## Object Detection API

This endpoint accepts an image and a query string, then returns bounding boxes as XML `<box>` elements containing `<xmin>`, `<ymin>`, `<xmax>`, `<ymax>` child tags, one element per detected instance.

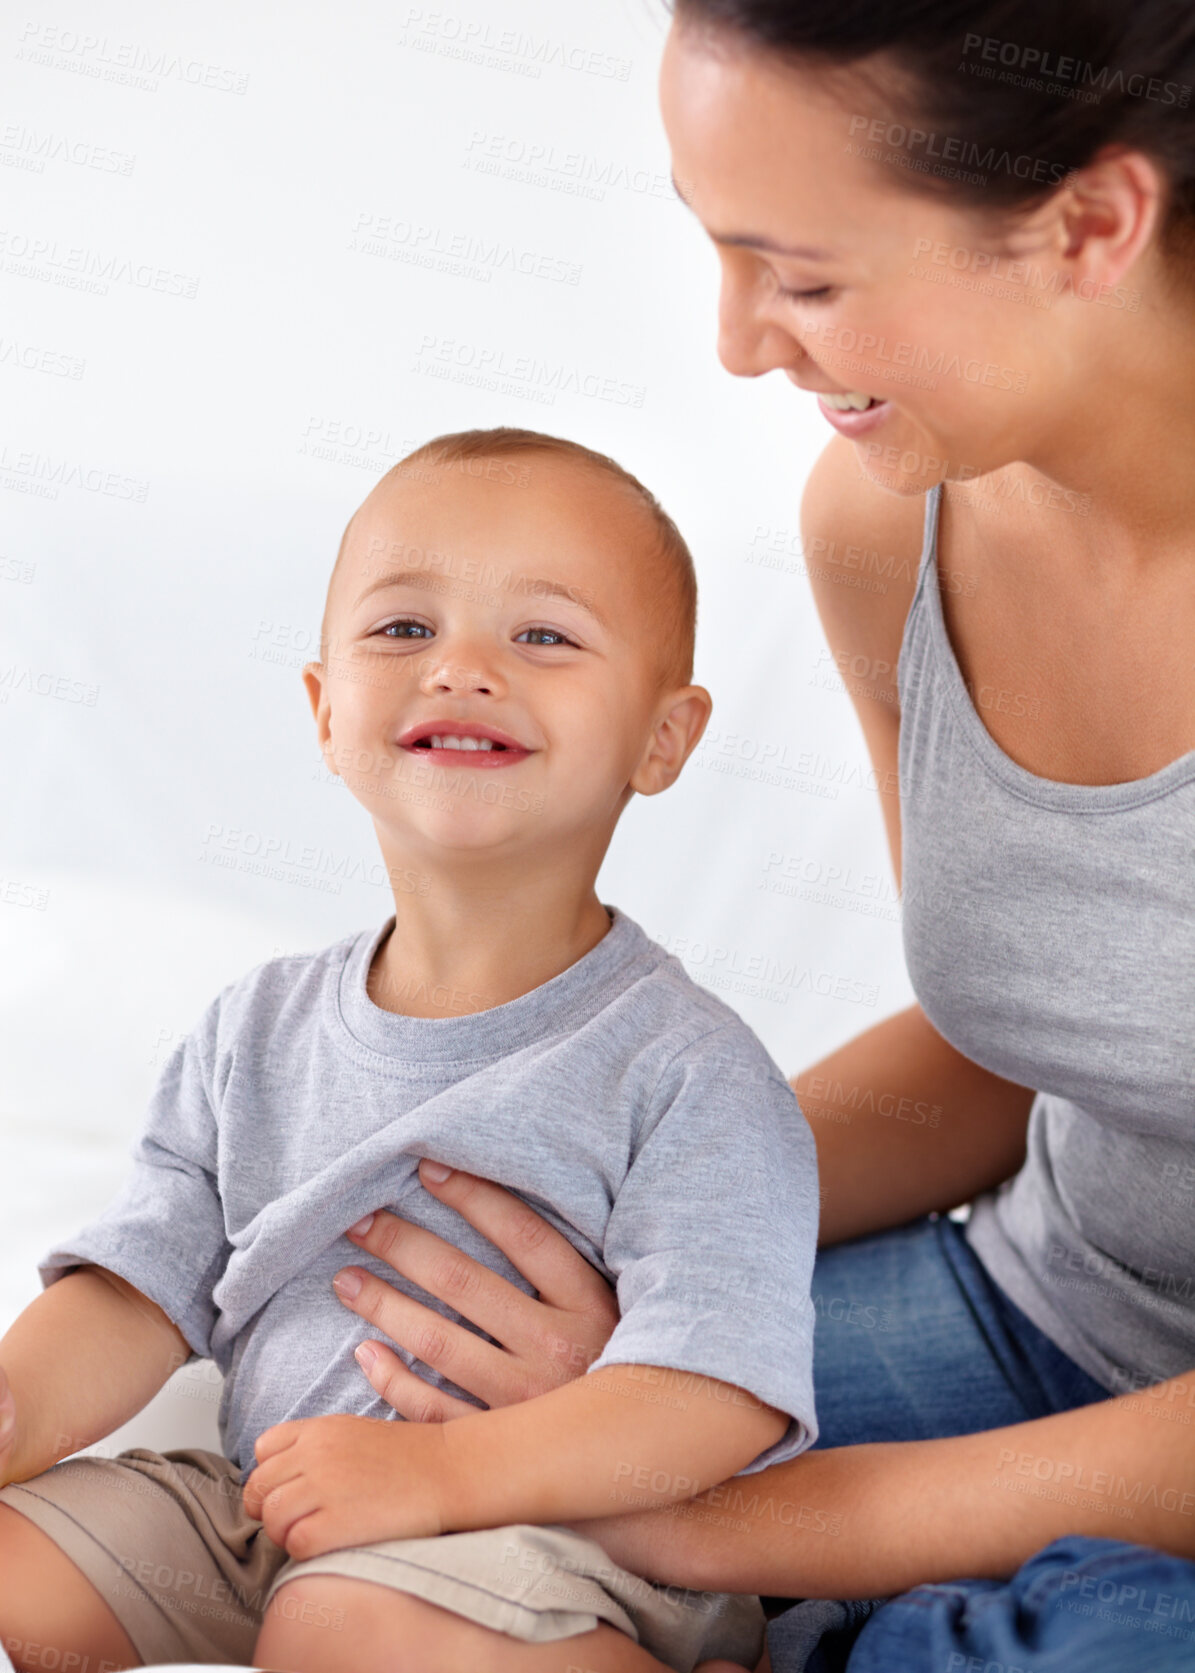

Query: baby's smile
<box><xmin>396</xmin><ymin>718</ymin><xmax>534</xmax><ymax>768</ymax></box>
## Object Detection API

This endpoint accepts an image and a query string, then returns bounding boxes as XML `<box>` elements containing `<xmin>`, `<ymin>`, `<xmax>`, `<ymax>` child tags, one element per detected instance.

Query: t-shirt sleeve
<box><xmin>37</xmin><ymin>991</ymin><xmax>232</xmax><ymax>1361</ymax></box>
<box><xmin>589</xmin><ymin>1020</ymin><xmax>819</xmax><ymax>1475</ymax></box>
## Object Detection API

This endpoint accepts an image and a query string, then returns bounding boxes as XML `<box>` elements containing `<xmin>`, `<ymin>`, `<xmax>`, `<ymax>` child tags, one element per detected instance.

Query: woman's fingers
<box><xmin>416</xmin><ymin>1161</ymin><xmax>617</xmax><ymax>1319</ymax></box>
<box><xmin>344</xmin><ymin>1206</ymin><xmax>547</xmax><ymax>1356</ymax></box>
<box><xmin>355</xmin><ymin>1341</ymin><xmax>480</xmax><ymax>1423</ymax></box>
<box><xmin>334</xmin><ymin>1255</ymin><xmax>535</xmax><ymax>1407</ymax></box>
<box><xmin>336</xmin><ymin>1166</ymin><xmax>621</xmax><ymax>1406</ymax></box>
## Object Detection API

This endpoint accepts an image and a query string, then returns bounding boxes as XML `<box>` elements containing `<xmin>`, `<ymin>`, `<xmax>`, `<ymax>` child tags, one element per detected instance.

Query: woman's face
<box><xmin>658</xmin><ymin>22</ymin><xmax>1129</xmax><ymax>495</ymax></box>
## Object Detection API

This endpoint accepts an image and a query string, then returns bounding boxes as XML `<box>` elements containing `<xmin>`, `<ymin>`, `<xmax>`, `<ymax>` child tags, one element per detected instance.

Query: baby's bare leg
<box><xmin>253</xmin><ymin>1574</ymin><xmax>677</xmax><ymax>1672</ymax></box>
<box><xmin>0</xmin><ymin>1503</ymin><xmax>141</xmax><ymax>1672</ymax></box>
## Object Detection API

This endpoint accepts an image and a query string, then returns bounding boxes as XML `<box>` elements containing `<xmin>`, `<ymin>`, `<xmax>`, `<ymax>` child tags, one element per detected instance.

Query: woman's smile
<box><xmin>814</xmin><ymin>394</ymin><xmax>893</xmax><ymax>437</ymax></box>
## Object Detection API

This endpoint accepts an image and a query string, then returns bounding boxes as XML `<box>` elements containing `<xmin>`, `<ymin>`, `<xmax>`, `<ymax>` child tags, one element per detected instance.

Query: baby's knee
<box><xmin>253</xmin><ymin>1575</ymin><xmax>435</xmax><ymax>1671</ymax></box>
<box><xmin>0</xmin><ymin>1502</ymin><xmax>139</xmax><ymax>1671</ymax></box>
<box><xmin>253</xmin><ymin>1575</ymin><xmax>355</xmax><ymax>1665</ymax></box>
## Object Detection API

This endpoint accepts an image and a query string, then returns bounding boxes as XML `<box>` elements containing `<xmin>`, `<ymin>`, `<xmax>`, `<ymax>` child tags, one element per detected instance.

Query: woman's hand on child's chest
<box><xmin>334</xmin><ymin>1162</ymin><xmax>619</xmax><ymax>1413</ymax></box>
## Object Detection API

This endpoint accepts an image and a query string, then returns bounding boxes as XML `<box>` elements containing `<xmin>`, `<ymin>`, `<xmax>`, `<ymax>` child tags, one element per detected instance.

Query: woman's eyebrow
<box><xmin>670</xmin><ymin>170</ymin><xmax>836</xmax><ymax>260</ymax></box>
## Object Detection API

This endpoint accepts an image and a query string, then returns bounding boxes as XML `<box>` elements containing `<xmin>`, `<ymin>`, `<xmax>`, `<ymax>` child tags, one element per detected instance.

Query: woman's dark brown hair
<box><xmin>671</xmin><ymin>1</ymin><xmax>1195</xmax><ymax>267</ymax></box>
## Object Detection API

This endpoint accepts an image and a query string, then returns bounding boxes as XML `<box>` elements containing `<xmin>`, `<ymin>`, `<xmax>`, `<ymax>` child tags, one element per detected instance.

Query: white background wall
<box><xmin>0</xmin><ymin>0</ymin><xmax>912</xmax><ymax>1448</ymax></box>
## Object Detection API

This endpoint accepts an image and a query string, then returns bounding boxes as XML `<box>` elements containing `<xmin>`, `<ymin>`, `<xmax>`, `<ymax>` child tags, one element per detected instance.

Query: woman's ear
<box><xmin>1053</xmin><ymin>146</ymin><xmax>1167</xmax><ymax>295</ymax></box>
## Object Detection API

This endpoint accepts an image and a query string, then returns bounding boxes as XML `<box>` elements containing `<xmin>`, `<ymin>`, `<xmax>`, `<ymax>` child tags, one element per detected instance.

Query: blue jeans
<box><xmin>767</xmin><ymin>1214</ymin><xmax>1195</xmax><ymax>1672</ymax></box>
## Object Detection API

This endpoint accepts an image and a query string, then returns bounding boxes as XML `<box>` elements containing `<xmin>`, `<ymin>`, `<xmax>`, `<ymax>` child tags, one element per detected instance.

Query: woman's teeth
<box><xmin>426</xmin><ymin>734</ymin><xmax>497</xmax><ymax>751</ymax></box>
<box><xmin>820</xmin><ymin>391</ymin><xmax>877</xmax><ymax>411</ymax></box>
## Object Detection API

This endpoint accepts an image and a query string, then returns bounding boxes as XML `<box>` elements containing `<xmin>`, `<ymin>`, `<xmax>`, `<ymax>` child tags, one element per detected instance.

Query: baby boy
<box><xmin>0</xmin><ymin>428</ymin><xmax>818</xmax><ymax>1673</ymax></box>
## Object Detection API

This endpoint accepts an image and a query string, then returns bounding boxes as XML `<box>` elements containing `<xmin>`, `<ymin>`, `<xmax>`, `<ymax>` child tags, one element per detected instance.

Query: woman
<box><xmin>332</xmin><ymin>2</ymin><xmax>1195</xmax><ymax>1667</ymax></box>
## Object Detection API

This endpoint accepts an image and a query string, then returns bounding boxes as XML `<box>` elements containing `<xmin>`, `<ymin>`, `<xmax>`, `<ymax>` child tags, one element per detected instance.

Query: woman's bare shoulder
<box><xmin>798</xmin><ymin>436</ymin><xmax>928</xmax><ymax>704</ymax></box>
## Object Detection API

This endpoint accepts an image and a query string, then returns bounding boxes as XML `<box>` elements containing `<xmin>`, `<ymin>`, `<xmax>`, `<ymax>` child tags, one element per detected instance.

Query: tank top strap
<box><xmin>895</xmin><ymin>482</ymin><xmax>942</xmax><ymax>705</ymax></box>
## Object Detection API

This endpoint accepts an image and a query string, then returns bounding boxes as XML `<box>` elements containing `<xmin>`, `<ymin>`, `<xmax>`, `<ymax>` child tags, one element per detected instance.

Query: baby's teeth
<box><xmin>429</xmin><ymin>735</ymin><xmax>495</xmax><ymax>750</ymax></box>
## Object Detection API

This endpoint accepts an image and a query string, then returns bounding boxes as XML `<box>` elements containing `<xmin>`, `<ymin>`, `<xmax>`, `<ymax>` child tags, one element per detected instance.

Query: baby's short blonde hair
<box><xmin>320</xmin><ymin>427</ymin><xmax>698</xmax><ymax>694</ymax></box>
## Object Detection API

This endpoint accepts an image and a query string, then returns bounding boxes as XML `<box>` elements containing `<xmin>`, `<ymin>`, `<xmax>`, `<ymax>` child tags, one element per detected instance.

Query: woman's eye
<box><xmin>375</xmin><ymin>618</ymin><xmax>433</xmax><ymax>640</ymax></box>
<box><xmin>776</xmin><ymin>283</ymin><xmax>835</xmax><ymax>303</ymax></box>
<box><xmin>517</xmin><ymin>626</ymin><xmax>576</xmax><ymax>647</ymax></box>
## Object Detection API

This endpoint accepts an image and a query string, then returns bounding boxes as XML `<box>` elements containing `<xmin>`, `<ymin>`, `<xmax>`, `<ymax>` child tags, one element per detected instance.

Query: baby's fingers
<box><xmin>355</xmin><ymin>1341</ymin><xmax>478</xmax><ymax>1423</ymax></box>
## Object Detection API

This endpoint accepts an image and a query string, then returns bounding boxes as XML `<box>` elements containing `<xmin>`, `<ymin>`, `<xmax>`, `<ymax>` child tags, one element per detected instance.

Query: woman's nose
<box><xmin>716</xmin><ymin>262</ymin><xmax>806</xmax><ymax>380</ymax></box>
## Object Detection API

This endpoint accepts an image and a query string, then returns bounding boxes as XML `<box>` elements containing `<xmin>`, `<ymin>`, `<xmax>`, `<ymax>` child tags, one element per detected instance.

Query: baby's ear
<box><xmin>302</xmin><ymin>662</ymin><xmax>326</xmax><ymax>722</ymax></box>
<box><xmin>631</xmin><ymin>685</ymin><xmax>713</xmax><ymax>796</ymax></box>
<box><xmin>301</xmin><ymin>663</ymin><xmax>337</xmax><ymax>772</ymax></box>
<box><xmin>301</xmin><ymin>662</ymin><xmax>324</xmax><ymax>722</ymax></box>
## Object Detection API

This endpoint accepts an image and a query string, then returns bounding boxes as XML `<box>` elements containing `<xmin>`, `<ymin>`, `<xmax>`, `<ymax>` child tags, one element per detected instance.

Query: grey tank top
<box><xmin>898</xmin><ymin>482</ymin><xmax>1195</xmax><ymax>1394</ymax></box>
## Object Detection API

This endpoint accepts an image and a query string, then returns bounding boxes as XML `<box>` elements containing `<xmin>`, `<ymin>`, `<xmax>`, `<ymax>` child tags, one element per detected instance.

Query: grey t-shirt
<box><xmin>40</xmin><ymin>905</ymin><xmax>819</xmax><ymax>1485</ymax></box>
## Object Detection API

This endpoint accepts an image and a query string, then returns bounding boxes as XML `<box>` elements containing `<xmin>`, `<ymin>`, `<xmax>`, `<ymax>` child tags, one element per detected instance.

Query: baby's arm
<box><xmin>244</xmin><ymin>1360</ymin><xmax>790</xmax><ymax>1554</ymax></box>
<box><xmin>0</xmin><ymin>1264</ymin><xmax>190</xmax><ymax>1486</ymax></box>
<box><xmin>436</xmin><ymin>1360</ymin><xmax>787</xmax><ymax>1528</ymax></box>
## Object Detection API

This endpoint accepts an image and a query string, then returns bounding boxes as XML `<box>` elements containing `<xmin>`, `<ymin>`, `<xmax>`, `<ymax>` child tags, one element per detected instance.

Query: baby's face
<box><xmin>304</xmin><ymin>454</ymin><xmax>707</xmax><ymax>864</ymax></box>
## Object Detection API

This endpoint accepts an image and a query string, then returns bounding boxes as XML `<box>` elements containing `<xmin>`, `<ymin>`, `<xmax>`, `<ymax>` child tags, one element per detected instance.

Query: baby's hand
<box><xmin>242</xmin><ymin>1413</ymin><xmax>451</xmax><ymax>1560</ymax></box>
<box><xmin>0</xmin><ymin>1364</ymin><xmax>18</xmax><ymax>1488</ymax></box>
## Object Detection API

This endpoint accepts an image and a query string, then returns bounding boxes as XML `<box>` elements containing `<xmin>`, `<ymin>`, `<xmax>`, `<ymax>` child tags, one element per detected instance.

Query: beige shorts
<box><xmin>0</xmin><ymin>1447</ymin><xmax>765</xmax><ymax>1670</ymax></box>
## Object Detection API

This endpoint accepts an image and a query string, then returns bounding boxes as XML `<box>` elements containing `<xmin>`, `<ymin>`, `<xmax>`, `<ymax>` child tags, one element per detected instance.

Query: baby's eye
<box><xmin>517</xmin><ymin>626</ymin><xmax>576</xmax><ymax>647</ymax></box>
<box><xmin>376</xmin><ymin>618</ymin><xmax>433</xmax><ymax>640</ymax></box>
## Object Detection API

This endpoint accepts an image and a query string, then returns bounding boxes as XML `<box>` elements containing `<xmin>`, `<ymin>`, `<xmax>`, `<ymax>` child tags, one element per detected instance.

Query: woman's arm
<box><xmin>568</xmin><ymin>1370</ymin><xmax>1195</xmax><ymax>1597</ymax></box>
<box><xmin>334</xmin><ymin>1174</ymin><xmax>1195</xmax><ymax>1589</ymax></box>
<box><xmin>797</xmin><ymin>1004</ymin><xmax>1033</xmax><ymax>1245</ymax></box>
<box><xmin>798</xmin><ymin>438</ymin><xmax>1033</xmax><ymax>1245</ymax></box>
